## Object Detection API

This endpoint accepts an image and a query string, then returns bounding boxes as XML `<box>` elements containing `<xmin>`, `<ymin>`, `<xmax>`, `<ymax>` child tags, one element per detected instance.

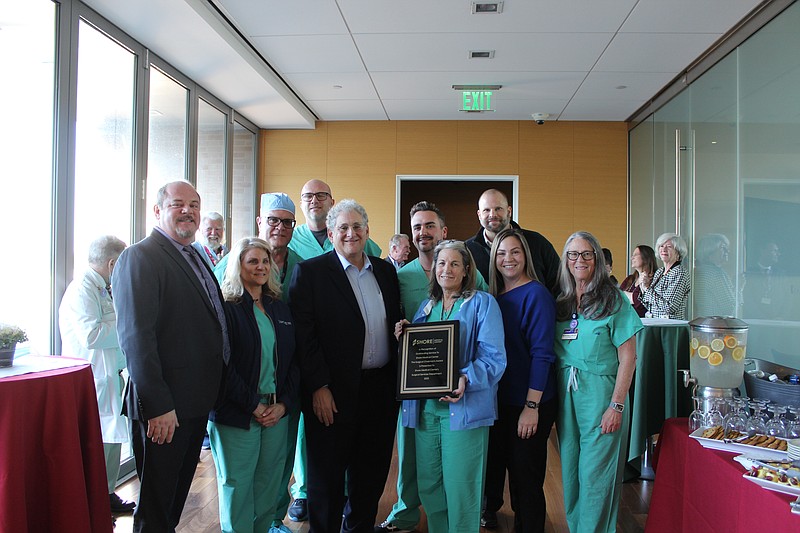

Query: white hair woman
<box><xmin>639</xmin><ymin>233</ymin><xmax>691</xmax><ymax>319</ymax></box>
<box><xmin>554</xmin><ymin>231</ymin><xmax>643</xmax><ymax>533</ymax></box>
<box><xmin>208</xmin><ymin>237</ymin><xmax>299</xmax><ymax>533</ymax></box>
<box><xmin>397</xmin><ymin>239</ymin><xmax>506</xmax><ymax>533</ymax></box>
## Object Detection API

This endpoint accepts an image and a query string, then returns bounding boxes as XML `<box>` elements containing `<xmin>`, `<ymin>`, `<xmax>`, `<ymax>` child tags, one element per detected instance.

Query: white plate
<box><xmin>742</xmin><ymin>472</ymin><xmax>800</xmax><ymax>497</ymax></box>
<box><xmin>689</xmin><ymin>427</ymin><xmax>789</xmax><ymax>461</ymax></box>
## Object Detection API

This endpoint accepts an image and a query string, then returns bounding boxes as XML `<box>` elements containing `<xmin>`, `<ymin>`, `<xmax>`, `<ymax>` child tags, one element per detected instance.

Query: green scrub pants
<box><xmin>415</xmin><ymin>400</ymin><xmax>489</xmax><ymax>533</ymax></box>
<box><xmin>208</xmin><ymin>417</ymin><xmax>289</xmax><ymax>533</ymax></box>
<box><xmin>556</xmin><ymin>367</ymin><xmax>628</xmax><ymax>533</ymax></box>
<box><xmin>382</xmin><ymin>413</ymin><xmax>421</xmax><ymax>529</ymax></box>
<box><xmin>290</xmin><ymin>413</ymin><xmax>307</xmax><ymax>499</ymax></box>
<box><xmin>274</xmin><ymin>405</ymin><xmax>301</xmax><ymax>523</ymax></box>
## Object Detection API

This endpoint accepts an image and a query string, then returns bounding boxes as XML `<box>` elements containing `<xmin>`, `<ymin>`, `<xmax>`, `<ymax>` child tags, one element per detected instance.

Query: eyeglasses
<box><xmin>300</xmin><ymin>192</ymin><xmax>332</xmax><ymax>202</ymax></box>
<box><xmin>266</xmin><ymin>216</ymin><xmax>296</xmax><ymax>228</ymax></box>
<box><xmin>336</xmin><ymin>223</ymin><xmax>365</xmax><ymax>234</ymax></box>
<box><xmin>566</xmin><ymin>250</ymin><xmax>596</xmax><ymax>261</ymax></box>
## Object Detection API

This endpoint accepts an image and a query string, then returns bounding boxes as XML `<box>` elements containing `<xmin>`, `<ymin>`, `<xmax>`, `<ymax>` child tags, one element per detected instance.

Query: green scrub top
<box><xmin>397</xmin><ymin>259</ymin><xmax>488</xmax><ymax>322</ymax></box>
<box><xmin>289</xmin><ymin>224</ymin><xmax>382</xmax><ymax>260</ymax></box>
<box><xmin>554</xmin><ymin>297</ymin><xmax>643</xmax><ymax>376</ymax></box>
<box><xmin>254</xmin><ymin>305</ymin><xmax>277</xmax><ymax>394</ymax></box>
<box><xmin>425</xmin><ymin>298</ymin><xmax>464</xmax><ymax>323</ymax></box>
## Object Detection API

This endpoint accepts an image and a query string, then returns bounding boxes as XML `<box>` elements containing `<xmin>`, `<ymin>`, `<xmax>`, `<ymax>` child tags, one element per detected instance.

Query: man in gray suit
<box><xmin>113</xmin><ymin>180</ymin><xmax>228</xmax><ymax>532</ymax></box>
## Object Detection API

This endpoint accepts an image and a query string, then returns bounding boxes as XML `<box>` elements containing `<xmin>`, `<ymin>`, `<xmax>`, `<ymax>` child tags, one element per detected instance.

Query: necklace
<box><xmin>441</xmin><ymin>296</ymin><xmax>460</xmax><ymax>320</ymax></box>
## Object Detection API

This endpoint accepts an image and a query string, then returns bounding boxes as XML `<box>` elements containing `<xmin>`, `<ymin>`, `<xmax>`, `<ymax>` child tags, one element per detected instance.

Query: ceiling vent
<box><xmin>472</xmin><ymin>2</ymin><xmax>503</xmax><ymax>14</ymax></box>
<box><xmin>469</xmin><ymin>50</ymin><xmax>495</xmax><ymax>59</ymax></box>
<box><xmin>452</xmin><ymin>85</ymin><xmax>502</xmax><ymax>91</ymax></box>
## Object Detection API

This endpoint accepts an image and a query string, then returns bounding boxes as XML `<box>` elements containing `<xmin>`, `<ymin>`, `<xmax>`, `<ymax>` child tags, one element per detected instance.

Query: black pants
<box><xmin>130</xmin><ymin>416</ymin><xmax>207</xmax><ymax>533</ymax></box>
<box><xmin>303</xmin><ymin>366</ymin><xmax>400</xmax><ymax>533</ymax></box>
<box><xmin>484</xmin><ymin>399</ymin><xmax>557</xmax><ymax>533</ymax></box>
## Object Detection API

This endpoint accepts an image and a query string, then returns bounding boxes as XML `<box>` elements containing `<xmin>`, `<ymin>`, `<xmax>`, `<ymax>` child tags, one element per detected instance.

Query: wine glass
<box><xmin>787</xmin><ymin>406</ymin><xmax>800</xmax><ymax>439</ymax></box>
<box><xmin>754</xmin><ymin>398</ymin><xmax>771</xmax><ymax>426</ymax></box>
<box><xmin>689</xmin><ymin>395</ymin><xmax>706</xmax><ymax>431</ymax></box>
<box><xmin>705</xmin><ymin>398</ymin><xmax>724</xmax><ymax>428</ymax></box>
<box><xmin>746</xmin><ymin>400</ymin><xmax>767</xmax><ymax>436</ymax></box>
<box><xmin>723</xmin><ymin>398</ymin><xmax>748</xmax><ymax>438</ymax></box>
<box><xmin>766</xmin><ymin>405</ymin><xmax>788</xmax><ymax>438</ymax></box>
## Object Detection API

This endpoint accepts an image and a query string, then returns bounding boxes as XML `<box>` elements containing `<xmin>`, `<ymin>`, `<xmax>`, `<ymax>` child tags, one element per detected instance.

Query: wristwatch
<box><xmin>609</xmin><ymin>401</ymin><xmax>624</xmax><ymax>413</ymax></box>
<box><xmin>525</xmin><ymin>400</ymin><xmax>539</xmax><ymax>410</ymax></box>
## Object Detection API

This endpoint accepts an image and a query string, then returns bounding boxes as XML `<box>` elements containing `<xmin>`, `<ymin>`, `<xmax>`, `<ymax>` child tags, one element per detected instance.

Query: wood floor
<box><xmin>114</xmin><ymin>431</ymin><xmax>652</xmax><ymax>532</ymax></box>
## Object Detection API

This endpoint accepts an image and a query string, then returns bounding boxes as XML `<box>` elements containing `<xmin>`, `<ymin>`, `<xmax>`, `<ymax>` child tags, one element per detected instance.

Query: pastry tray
<box><xmin>689</xmin><ymin>427</ymin><xmax>789</xmax><ymax>461</ymax></box>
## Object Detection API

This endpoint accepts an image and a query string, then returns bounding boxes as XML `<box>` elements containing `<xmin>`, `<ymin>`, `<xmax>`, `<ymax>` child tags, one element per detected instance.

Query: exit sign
<box><xmin>462</xmin><ymin>91</ymin><xmax>494</xmax><ymax>111</ymax></box>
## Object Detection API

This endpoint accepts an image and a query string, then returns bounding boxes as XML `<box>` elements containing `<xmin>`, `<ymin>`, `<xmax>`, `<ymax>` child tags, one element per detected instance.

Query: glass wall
<box><xmin>629</xmin><ymin>1</ymin><xmax>800</xmax><ymax>368</ymax></box>
<box><xmin>74</xmin><ymin>20</ymin><xmax>135</xmax><ymax>269</ymax></box>
<box><xmin>0</xmin><ymin>0</ymin><xmax>56</xmax><ymax>355</ymax></box>
<box><xmin>196</xmin><ymin>98</ymin><xmax>227</xmax><ymax>218</ymax></box>
<box><xmin>231</xmin><ymin>122</ymin><xmax>257</xmax><ymax>243</ymax></box>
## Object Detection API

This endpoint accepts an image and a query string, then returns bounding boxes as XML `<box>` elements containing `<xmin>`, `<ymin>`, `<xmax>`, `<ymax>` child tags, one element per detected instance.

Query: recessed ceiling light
<box><xmin>711</xmin><ymin>141</ymin><xmax>718</xmax><ymax>144</ymax></box>
<box><xmin>333</xmin><ymin>85</ymin><xmax>343</xmax><ymax>89</ymax></box>
<box><xmin>469</xmin><ymin>50</ymin><xmax>495</xmax><ymax>59</ymax></box>
<box><xmin>616</xmin><ymin>85</ymin><xmax>628</xmax><ymax>90</ymax></box>
<box><xmin>472</xmin><ymin>2</ymin><xmax>503</xmax><ymax>14</ymax></box>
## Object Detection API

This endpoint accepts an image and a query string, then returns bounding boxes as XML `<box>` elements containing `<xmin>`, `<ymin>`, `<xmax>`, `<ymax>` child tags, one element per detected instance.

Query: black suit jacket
<box><xmin>113</xmin><ymin>229</ymin><xmax>225</xmax><ymax>421</ymax></box>
<box><xmin>288</xmin><ymin>251</ymin><xmax>402</xmax><ymax>423</ymax></box>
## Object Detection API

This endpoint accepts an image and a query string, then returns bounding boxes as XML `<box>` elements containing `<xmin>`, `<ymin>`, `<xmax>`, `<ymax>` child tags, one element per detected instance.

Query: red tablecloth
<box><xmin>647</xmin><ymin>417</ymin><xmax>799</xmax><ymax>532</ymax></box>
<box><xmin>0</xmin><ymin>363</ymin><xmax>113</xmax><ymax>533</ymax></box>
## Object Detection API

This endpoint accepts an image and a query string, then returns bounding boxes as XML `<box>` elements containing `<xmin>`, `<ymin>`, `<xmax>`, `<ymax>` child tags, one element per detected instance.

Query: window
<box><xmin>231</xmin><ymin>121</ymin><xmax>257</xmax><ymax>243</ymax></box>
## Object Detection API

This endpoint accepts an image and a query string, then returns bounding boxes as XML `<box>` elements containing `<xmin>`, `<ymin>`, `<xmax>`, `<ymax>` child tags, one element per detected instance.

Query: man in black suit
<box><xmin>113</xmin><ymin>181</ymin><xmax>228</xmax><ymax>532</ymax></box>
<box><xmin>289</xmin><ymin>199</ymin><xmax>402</xmax><ymax>533</ymax></box>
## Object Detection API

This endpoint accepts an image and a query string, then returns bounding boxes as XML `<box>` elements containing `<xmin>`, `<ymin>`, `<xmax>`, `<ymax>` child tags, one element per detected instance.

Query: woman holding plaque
<box><xmin>554</xmin><ymin>231</ymin><xmax>642</xmax><ymax>533</ymax></box>
<box><xmin>483</xmin><ymin>228</ymin><xmax>556</xmax><ymax>533</ymax></box>
<box><xmin>397</xmin><ymin>239</ymin><xmax>506</xmax><ymax>533</ymax></box>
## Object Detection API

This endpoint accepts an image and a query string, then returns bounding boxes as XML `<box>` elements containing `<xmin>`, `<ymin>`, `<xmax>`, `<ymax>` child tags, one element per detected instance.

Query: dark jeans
<box><xmin>484</xmin><ymin>399</ymin><xmax>557</xmax><ymax>533</ymax></box>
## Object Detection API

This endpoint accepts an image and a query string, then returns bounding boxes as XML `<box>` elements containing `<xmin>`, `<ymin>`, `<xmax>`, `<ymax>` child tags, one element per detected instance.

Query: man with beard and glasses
<box><xmin>113</xmin><ymin>181</ymin><xmax>228</xmax><ymax>532</ymax></box>
<box><xmin>466</xmin><ymin>189</ymin><xmax>560</xmax><ymax>296</ymax></box>
<box><xmin>193</xmin><ymin>211</ymin><xmax>227</xmax><ymax>267</ymax></box>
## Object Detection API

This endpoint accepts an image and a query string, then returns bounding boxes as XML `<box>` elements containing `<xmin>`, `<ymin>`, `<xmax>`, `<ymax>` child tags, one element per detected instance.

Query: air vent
<box><xmin>472</xmin><ymin>2</ymin><xmax>503</xmax><ymax>14</ymax></box>
<box><xmin>452</xmin><ymin>85</ymin><xmax>502</xmax><ymax>91</ymax></box>
<box><xmin>469</xmin><ymin>50</ymin><xmax>495</xmax><ymax>59</ymax></box>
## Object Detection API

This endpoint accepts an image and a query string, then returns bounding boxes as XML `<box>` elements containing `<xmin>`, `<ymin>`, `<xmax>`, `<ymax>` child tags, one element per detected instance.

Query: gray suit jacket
<box><xmin>113</xmin><ymin>229</ymin><xmax>225</xmax><ymax>421</ymax></box>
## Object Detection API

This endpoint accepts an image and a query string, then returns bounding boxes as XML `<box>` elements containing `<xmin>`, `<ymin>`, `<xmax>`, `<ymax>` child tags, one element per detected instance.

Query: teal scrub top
<box><xmin>289</xmin><ymin>224</ymin><xmax>382</xmax><ymax>260</ymax></box>
<box><xmin>254</xmin><ymin>305</ymin><xmax>277</xmax><ymax>394</ymax></box>
<box><xmin>397</xmin><ymin>259</ymin><xmax>489</xmax><ymax>322</ymax></box>
<box><xmin>554</xmin><ymin>296</ymin><xmax>643</xmax><ymax>376</ymax></box>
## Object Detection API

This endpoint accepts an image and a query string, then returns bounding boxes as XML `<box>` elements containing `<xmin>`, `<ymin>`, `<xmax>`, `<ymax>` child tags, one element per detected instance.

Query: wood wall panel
<box><xmin>519</xmin><ymin>121</ymin><xmax>575</xmax><ymax>250</ymax></box>
<box><xmin>573</xmin><ymin>122</ymin><xmax>629</xmax><ymax>270</ymax></box>
<box><xmin>457</xmin><ymin>122</ymin><xmax>519</xmax><ymax>175</ymax></box>
<box><xmin>397</xmin><ymin>121</ymin><xmax>459</xmax><ymax>174</ymax></box>
<box><xmin>258</xmin><ymin>120</ymin><xmax>628</xmax><ymax>263</ymax></box>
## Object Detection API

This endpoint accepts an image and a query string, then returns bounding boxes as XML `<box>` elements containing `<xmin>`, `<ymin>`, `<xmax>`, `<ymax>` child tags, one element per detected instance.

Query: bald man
<box><xmin>465</xmin><ymin>189</ymin><xmax>560</xmax><ymax>295</ymax></box>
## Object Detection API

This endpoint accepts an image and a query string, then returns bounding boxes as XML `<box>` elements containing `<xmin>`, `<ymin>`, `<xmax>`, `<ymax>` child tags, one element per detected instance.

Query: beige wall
<box><xmin>260</xmin><ymin>120</ymin><xmax>629</xmax><ymax>273</ymax></box>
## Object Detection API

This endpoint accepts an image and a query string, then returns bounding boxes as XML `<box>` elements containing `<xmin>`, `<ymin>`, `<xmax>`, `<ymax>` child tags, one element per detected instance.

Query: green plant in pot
<box><xmin>0</xmin><ymin>324</ymin><xmax>28</xmax><ymax>368</ymax></box>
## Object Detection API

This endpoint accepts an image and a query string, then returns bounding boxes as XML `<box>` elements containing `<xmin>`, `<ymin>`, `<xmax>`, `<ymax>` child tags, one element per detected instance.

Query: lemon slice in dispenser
<box><xmin>710</xmin><ymin>338</ymin><xmax>725</xmax><ymax>352</ymax></box>
<box><xmin>691</xmin><ymin>338</ymin><xmax>699</xmax><ymax>350</ymax></box>
<box><xmin>724</xmin><ymin>335</ymin><xmax>738</xmax><ymax>349</ymax></box>
<box><xmin>698</xmin><ymin>345</ymin><xmax>711</xmax><ymax>359</ymax></box>
<box><xmin>731</xmin><ymin>346</ymin><xmax>745</xmax><ymax>361</ymax></box>
<box><xmin>708</xmin><ymin>352</ymin><xmax>724</xmax><ymax>366</ymax></box>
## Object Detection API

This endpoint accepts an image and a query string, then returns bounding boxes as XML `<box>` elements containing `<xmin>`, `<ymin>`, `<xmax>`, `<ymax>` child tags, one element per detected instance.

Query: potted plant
<box><xmin>0</xmin><ymin>324</ymin><xmax>28</xmax><ymax>368</ymax></box>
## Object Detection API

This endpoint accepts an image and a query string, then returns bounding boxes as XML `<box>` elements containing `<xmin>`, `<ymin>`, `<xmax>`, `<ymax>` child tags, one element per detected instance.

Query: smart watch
<box><xmin>609</xmin><ymin>401</ymin><xmax>624</xmax><ymax>413</ymax></box>
<box><xmin>524</xmin><ymin>400</ymin><xmax>539</xmax><ymax>410</ymax></box>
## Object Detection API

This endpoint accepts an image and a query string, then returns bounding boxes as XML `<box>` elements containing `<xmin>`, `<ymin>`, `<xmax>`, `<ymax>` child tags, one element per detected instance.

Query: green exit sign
<box><xmin>462</xmin><ymin>91</ymin><xmax>494</xmax><ymax>111</ymax></box>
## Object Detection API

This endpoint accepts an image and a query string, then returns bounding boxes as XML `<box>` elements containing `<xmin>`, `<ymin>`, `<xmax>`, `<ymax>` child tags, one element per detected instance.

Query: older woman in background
<box><xmin>209</xmin><ymin>237</ymin><xmax>298</xmax><ymax>533</ymax></box>
<box><xmin>554</xmin><ymin>231</ymin><xmax>643</xmax><ymax>533</ymax></box>
<box><xmin>619</xmin><ymin>245</ymin><xmax>657</xmax><ymax>318</ymax></box>
<box><xmin>484</xmin><ymin>228</ymin><xmax>556</xmax><ymax>533</ymax></box>
<box><xmin>399</xmin><ymin>240</ymin><xmax>506</xmax><ymax>533</ymax></box>
<box><xmin>694</xmin><ymin>233</ymin><xmax>736</xmax><ymax>317</ymax></box>
<box><xmin>640</xmin><ymin>233</ymin><xmax>691</xmax><ymax>319</ymax></box>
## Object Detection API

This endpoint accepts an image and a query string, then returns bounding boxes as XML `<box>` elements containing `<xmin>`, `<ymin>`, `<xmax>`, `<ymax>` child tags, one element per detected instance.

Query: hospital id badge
<box><xmin>562</xmin><ymin>328</ymin><xmax>578</xmax><ymax>340</ymax></box>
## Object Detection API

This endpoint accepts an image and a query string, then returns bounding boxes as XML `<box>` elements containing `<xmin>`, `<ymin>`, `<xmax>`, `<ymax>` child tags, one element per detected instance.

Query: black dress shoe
<box><xmin>288</xmin><ymin>498</ymin><xmax>308</xmax><ymax>522</ymax></box>
<box><xmin>480</xmin><ymin>509</ymin><xmax>498</xmax><ymax>529</ymax></box>
<box><xmin>110</xmin><ymin>492</ymin><xmax>136</xmax><ymax>513</ymax></box>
